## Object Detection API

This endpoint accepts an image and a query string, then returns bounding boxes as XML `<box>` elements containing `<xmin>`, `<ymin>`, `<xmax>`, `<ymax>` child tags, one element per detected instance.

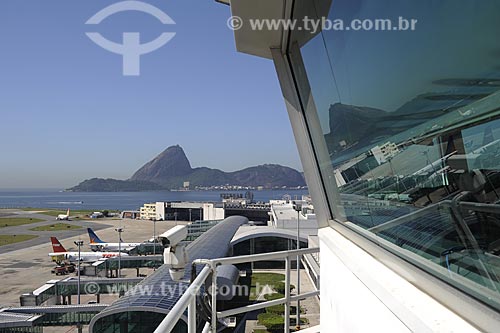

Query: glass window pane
<box><xmin>291</xmin><ymin>0</ymin><xmax>500</xmax><ymax>309</ymax></box>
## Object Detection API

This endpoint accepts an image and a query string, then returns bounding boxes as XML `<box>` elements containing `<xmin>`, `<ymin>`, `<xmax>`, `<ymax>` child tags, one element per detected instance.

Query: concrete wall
<box><xmin>319</xmin><ymin>227</ymin><xmax>479</xmax><ymax>332</ymax></box>
<box><xmin>203</xmin><ymin>203</ymin><xmax>225</xmax><ymax>221</ymax></box>
<box><xmin>156</xmin><ymin>202</ymin><xmax>166</xmax><ymax>220</ymax></box>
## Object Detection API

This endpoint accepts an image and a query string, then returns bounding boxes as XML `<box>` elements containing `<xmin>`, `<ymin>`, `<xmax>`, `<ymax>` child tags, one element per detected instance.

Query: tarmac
<box><xmin>0</xmin><ymin>209</ymin><xmax>185</xmax><ymax>308</ymax></box>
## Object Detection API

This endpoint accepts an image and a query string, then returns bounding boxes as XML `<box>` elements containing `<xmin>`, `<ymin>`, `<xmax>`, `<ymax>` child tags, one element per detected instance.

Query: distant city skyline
<box><xmin>0</xmin><ymin>0</ymin><xmax>301</xmax><ymax>189</ymax></box>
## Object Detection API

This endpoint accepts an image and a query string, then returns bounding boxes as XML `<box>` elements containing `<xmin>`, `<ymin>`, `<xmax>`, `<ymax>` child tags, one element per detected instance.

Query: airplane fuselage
<box><xmin>89</xmin><ymin>242</ymin><xmax>141</xmax><ymax>252</ymax></box>
<box><xmin>49</xmin><ymin>251</ymin><xmax>128</xmax><ymax>263</ymax></box>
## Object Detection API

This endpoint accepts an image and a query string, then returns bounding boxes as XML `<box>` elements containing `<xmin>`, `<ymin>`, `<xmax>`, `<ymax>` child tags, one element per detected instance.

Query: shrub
<box><xmin>257</xmin><ymin>312</ymin><xmax>308</xmax><ymax>332</ymax></box>
<box><xmin>266</xmin><ymin>304</ymin><xmax>300</xmax><ymax>315</ymax></box>
<box><xmin>264</xmin><ymin>293</ymin><xmax>284</xmax><ymax>301</ymax></box>
<box><xmin>264</xmin><ymin>293</ymin><xmax>301</xmax><ymax>315</ymax></box>
<box><xmin>257</xmin><ymin>312</ymin><xmax>284</xmax><ymax>332</ymax></box>
<box><xmin>266</xmin><ymin>304</ymin><xmax>285</xmax><ymax>314</ymax></box>
<box><xmin>274</xmin><ymin>282</ymin><xmax>295</xmax><ymax>295</ymax></box>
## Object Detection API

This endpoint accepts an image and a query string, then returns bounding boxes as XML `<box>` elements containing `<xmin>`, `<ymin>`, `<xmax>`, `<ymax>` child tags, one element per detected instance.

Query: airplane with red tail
<box><xmin>48</xmin><ymin>237</ymin><xmax>128</xmax><ymax>263</ymax></box>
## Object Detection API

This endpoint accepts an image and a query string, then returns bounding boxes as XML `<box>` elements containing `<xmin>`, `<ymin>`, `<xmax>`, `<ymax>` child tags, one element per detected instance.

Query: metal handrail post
<box><xmin>211</xmin><ymin>265</ymin><xmax>218</xmax><ymax>333</ymax></box>
<box><xmin>199</xmin><ymin>248</ymin><xmax>319</xmax><ymax>267</ymax></box>
<box><xmin>154</xmin><ymin>266</ymin><xmax>211</xmax><ymax>333</ymax></box>
<box><xmin>297</xmin><ymin>255</ymin><xmax>301</xmax><ymax>330</ymax></box>
<box><xmin>156</xmin><ymin>248</ymin><xmax>320</xmax><ymax>333</ymax></box>
<box><xmin>188</xmin><ymin>296</ymin><xmax>196</xmax><ymax>333</ymax></box>
<box><xmin>285</xmin><ymin>256</ymin><xmax>291</xmax><ymax>332</ymax></box>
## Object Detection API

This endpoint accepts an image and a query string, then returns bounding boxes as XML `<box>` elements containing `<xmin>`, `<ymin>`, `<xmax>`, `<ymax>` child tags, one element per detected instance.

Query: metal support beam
<box><xmin>188</xmin><ymin>297</ymin><xmax>196</xmax><ymax>333</ymax></box>
<box><xmin>217</xmin><ymin>297</ymin><xmax>290</xmax><ymax>318</ymax></box>
<box><xmin>211</xmin><ymin>266</ymin><xmax>218</xmax><ymax>332</ymax></box>
<box><xmin>201</xmin><ymin>322</ymin><xmax>210</xmax><ymax>333</ymax></box>
<box><xmin>154</xmin><ymin>266</ymin><xmax>211</xmax><ymax>333</ymax></box>
<box><xmin>285</xmin><ymin>257</ymin><xmax>291</xmax><ymax>332</ymax></box>
<box><xmin>193</xmin><ymin>248</ymin><xmax>319</xmax><ymax>267</ymax></box>
<box><xmin>297</xmin><ymin>253</ymin><xmax>301</xmax><ymax>330</ymax></box>
<box><xmin>290</xmin><ymin>291</ymin><xmax>319</xmax><ymax>302</ymax></box>
<box><xmin>296</xmin><ymin>205</ymin><xmax>301</xmax><ymax>331</ymax></box>
<box><xmin>271</xmin><ymin>46</ymin><xmax>339</xmax><ymax>225</ymax></box>
<box><xmin>216</xmin><ymin>291</ymin><xmax>320</xmax><ymax>319</ymax></box>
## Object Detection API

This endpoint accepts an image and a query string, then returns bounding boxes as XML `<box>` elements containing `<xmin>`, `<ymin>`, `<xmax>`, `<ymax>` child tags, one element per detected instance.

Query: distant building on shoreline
<box><xmin>139</xmin><ymin>201</ymin><xmax>224</xmax><ymax>221</ymax></box>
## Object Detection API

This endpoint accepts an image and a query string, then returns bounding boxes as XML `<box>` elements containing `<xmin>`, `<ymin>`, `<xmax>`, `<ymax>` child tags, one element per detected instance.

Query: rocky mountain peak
<box><xmin>130</xmin><ymin>145</ymin><xmax>193</xmax><ymax>184</ymax></box>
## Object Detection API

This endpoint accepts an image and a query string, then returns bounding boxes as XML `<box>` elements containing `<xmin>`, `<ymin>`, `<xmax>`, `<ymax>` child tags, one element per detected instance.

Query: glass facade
<box><xmin>40</xmin><ymin>312</ymin><xmax>99</xmax><ymax>326</ymax></box>
<box><xmin>0</xmin><ymin>328</ymin><xmax>42</xmax><ymax>333</ymax></box>
<box><xmin>233</xmin><ymin>237</ymin><xmax>307</xmax><ymax>269</ymax></box>
<box><xmin>290</xmin><ymin>0</ymin><xmax>500</xmax><ymax>309</ymax></box>
<box><xmin>91</xmin><ymin>311</ymin><xmax>186</xmax><ymax>333</ymax></box>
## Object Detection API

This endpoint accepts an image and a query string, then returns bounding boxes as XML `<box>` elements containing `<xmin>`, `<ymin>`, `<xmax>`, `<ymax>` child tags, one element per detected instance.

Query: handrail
<box><xmin>194</xmin><ymin>247</ymin><xmax>319</xmax><ymax>266</ymax></box>
<box><xmin>154</xmin><ymin>266</ymin><xmax>211</xmax><ymax>333</ymax></box>
<box><xmin>154</xmin><ymin>247</ymin><xmax>320</xmax><ymax>333</ymax></box>
<box><xmin>217</xmin><ymin>290</ymin><xmax>320</xmax><ymax>318</ymax></box>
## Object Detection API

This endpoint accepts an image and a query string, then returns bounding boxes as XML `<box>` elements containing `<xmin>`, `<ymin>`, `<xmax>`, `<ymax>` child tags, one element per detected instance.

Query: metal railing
<box><xmin>154</xmin><ymin>247</ymin><xmax>320</xmax><ymax>333</ymax></box>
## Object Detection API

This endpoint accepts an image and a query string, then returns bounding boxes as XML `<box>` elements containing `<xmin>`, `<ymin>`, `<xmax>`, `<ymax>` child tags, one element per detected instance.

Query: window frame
<box><xmin>269</xmin><ymin>0</ymin><xmax>500</xmax><ymax>329</ymax></box>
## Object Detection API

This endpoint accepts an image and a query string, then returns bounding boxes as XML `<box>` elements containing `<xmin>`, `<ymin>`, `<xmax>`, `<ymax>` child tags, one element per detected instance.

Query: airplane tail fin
<box><xmin>50</xmin><ymin>237</ymin><xmax>67</xmax><ymax>253</ymax></box>
<box><xmin>67</xmin><ymin>209</ymin><xmax>70</xmax><ymax>216</ymax></box>
<box><xmin>87</xmin><ymin>228</ymin><xmax>105</xmax><ymax>244</ymax></box>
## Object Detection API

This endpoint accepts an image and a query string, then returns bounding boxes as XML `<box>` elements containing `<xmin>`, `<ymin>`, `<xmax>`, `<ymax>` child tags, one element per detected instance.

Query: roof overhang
<box><xmin>0</xmin><ymin>311</ymin><xmax>42</xmax><ymax>329</ymax></box>
<box><xmin>228</xmin><ymin>0</ymin><xmax>287</xmax><ymax>59</ymax></box>
<box><xmin>231</xmin><ymin>226</ymin><xmax>308</xmax><ymax>245</ymax></box>
<box><xmin>220</xmin><ymin>0</ymin><xmax>332</xmax><ymax>59</ymax></box>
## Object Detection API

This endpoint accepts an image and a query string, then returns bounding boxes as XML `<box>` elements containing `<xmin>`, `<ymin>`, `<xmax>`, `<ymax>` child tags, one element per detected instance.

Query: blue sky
<box><xmin>0</xmin><ymin>0</ymin><xmax>300</xmax><ymax>188</ymax></box>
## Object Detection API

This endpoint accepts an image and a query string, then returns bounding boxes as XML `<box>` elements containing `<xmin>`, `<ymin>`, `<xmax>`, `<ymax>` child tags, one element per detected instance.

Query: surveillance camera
<box><xmin>164</xmin><ymin>243</ymin><xmax>189</xmax><ymax>281</ymax></box>
<box><xmin>160</xmin><ymin>225</ymin><xmax>189</xmax><ymax>281</ymax></box>
<box><xmin>169</xmin><ymin>268</ymin><xmax>185</xmax><ymax>281</ymax></box>
<box><xmin>159</xmin><ymin>225</ymin><xmax>188</xmax><ymax>247</ymax></box>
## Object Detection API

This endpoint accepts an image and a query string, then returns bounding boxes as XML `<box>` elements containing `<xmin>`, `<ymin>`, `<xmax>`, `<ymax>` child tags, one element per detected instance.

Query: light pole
<box><xmin>115</xmin><ymin>227</ymin><xmax>123</xmax><ymax>278</ymax></box>
<box><xmin>74</xmin><ymin>240</ymin><xmax>84</xmax><ymax>333</ymax></box>
<box><xmin>153</xmin><ymin>219</ymin><xmax>157</xmax><ymax>270</ymax></box>
<box><xmin>74</xmin><ymin>240</ymin><xmax>84</xmax><ymax>303</ymax></box>
<box><xmin>292</xmin><ymin>201</ymin><xmax>302</xmax><ymax>330</ymax></box>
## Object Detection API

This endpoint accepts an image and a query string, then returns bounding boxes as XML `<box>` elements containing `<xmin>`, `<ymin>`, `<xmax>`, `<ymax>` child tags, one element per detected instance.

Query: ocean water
<box><xmin>0</xmin><ymin>189</ymin><xmax>308</xmax><ymax>211</ymax></box>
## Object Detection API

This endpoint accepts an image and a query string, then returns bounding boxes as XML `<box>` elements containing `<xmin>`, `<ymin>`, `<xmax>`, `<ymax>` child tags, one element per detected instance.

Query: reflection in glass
<box><xmin>291</xmin><ymin>0</ymin><xmax>500</xmax><ymax>308</ymax></box>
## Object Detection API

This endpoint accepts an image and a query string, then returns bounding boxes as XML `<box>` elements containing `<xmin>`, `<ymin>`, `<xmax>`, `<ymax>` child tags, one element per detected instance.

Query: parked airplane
<box><xmin>56</xmin><ymin>209</ymin><xmax>71</xmax><ymax>221</ymax></box>
<box><xmin>87</xmin><ymin>228</ymin><xmax>141</xmax><ymax>252</ymax></box>
<box><xmin>48</xmin><ymin>237</ymin><xmax>128</xmax><ymax>263</ymax></box>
